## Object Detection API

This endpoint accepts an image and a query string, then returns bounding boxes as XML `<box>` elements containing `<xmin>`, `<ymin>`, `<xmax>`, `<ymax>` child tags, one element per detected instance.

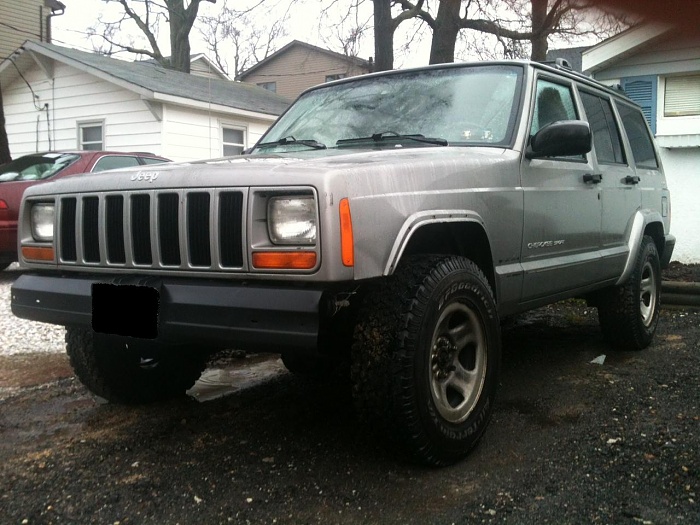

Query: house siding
<box><xmin>3</xmin><ymin>62</ymin><xmax>162</xmax><ymax>156</ymax></box>
<box><xmin>161</xmin><ymin>105</ymin><xmax>272</xmax><ymax>162</ymax></box>
<box><xmin>0</xmin><ymin>0</ymin><xmax>50</xmax><ymax>60</ymax></box>
<box><xmin>242</xmin><ymin>46</ymin><xmax>369</xmax><ymax>100</ymax></box>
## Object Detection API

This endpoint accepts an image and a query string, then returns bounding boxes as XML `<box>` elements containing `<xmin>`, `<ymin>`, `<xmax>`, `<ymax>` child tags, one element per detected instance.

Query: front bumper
<box><xmin>11</xmin><ymin>273</ymin><xmax>323</xmax><ymax>352</ymax></box>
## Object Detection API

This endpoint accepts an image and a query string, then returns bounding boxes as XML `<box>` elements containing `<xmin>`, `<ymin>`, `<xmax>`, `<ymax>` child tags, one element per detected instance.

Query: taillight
<box><xmin>0</xmin><ymin>199</ymin><xmax>8</xmax><ymax>210</ymax></box>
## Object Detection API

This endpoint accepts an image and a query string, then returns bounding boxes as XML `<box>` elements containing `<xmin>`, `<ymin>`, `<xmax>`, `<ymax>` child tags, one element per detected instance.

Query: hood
<box><xmin>22</xmin><ymin>146</ymin><xmax>511</xmax><ymax>197</ymax></box>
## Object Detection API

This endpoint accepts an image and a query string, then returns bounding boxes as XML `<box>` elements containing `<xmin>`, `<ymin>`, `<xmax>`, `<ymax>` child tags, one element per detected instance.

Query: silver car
<box><xmin>12</xmin><ymin>60</ymin><xmax>675</xmax><ymax>466</ymax></box>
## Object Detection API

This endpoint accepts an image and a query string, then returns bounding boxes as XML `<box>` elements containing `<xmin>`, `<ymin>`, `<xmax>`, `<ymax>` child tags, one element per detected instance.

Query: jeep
<box><xmin>11</xmin><ymin>60</ymin><xmax>675</xmax><ymax>466</ymax></box>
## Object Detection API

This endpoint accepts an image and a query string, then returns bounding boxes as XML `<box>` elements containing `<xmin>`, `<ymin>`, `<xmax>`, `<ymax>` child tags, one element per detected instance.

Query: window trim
<box><xmin>577</xmin><ymin>88</ymin><xmax>627</xmax><ymax>166</ymax></box>
<box><xmin>221</xmin><ymin>124</ymin><xmax>247</xmax><ymax>157</ymax></box>
<box><xmin>77</xmin><ymin>120</ymin><xmax>105</xmax><ymax>151</ymax></box>
<box><xmin>528</xmin><ymin>74</ymin><xmax>587</xmax><ymax>163</ymax></box>
<box><xmin>663</xmin><ymin>74</ymin><xmax>700</xmax><ymax>118</ymax></box>
<box><xmin>91</xmin><ymin>155</ymin><xmax>142</xmax><ymax>173</ymax></box>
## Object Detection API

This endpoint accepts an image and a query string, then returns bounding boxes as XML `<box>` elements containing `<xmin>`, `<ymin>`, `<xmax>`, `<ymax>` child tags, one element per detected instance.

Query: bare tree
<box><xmin>366</xmin><ymin>0</ymin><xmax>630</xmax><ymax>68</ymax></box>
<box><xmin>89</xmin><ymin>0</ymin><xmax>217</xmax><ymax>73</ymax></box>
<box><xmin>317</xmin><ymin>0</ymin><xmax>373</xmax><ymax>59</ymax></box>
<box><xmin>199</xmin><ymin>1</ymin><xmax>289</xmax><ymax>78</ymax></box>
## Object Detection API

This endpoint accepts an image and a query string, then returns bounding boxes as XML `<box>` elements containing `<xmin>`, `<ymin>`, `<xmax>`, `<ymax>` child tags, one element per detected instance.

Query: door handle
<box><xmin>583</xmin><ymin>173</ymin><xmax>602</xmax><ymax>184</ymax></box>
<box><xmin>624</xmin><ymin>175</ymin><xmax>641</xmax><ymax>185</ymax></box>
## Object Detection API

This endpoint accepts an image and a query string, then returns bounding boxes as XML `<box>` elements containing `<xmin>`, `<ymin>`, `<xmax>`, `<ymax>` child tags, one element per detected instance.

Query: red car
<box><xmin>0</xmin><ymin>151</ymin><xmax>170</xmax><ymax>270</ymax></box>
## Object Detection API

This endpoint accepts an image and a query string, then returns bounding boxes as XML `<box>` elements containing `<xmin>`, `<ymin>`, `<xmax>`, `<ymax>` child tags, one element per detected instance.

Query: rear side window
<box><xmin>140</xmin><ymin>157</ymin><xmax>167</xmax><ymax>165</ymax></box>
<box><xmin>92</xmin><ymin>156</ymin><xmax>141</xmax><ymax>172</ymax></box>
<box><xmin>616</xmin><ymin>102</ymin><xmax>659</xmax><ymax>169</ymax></box>
<box><xmin>580</xmin><ymin>91</ymin><xmax>625</xmax><ymax>164</ymax></box>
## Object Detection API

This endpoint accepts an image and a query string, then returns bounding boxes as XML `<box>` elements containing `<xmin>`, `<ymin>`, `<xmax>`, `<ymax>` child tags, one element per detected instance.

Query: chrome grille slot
<box><xmin>106</xmin><ymin>195</ymin><xmax>125</xmax><ymax>264</ymax></box>
<box><xmin>219</xmin><ymin>191</ymin><xmax>244</xmax><ymax>268</ymax></box>
<box><xmin>82</xmin><ymin>196</ymin><xmax>100</xmax><ymax>263</ymax></box>
<box><xmin>187</xmin><ymin>192</ymin><xmax>211</xmax><ymax>267</ymax></box>
<box><xmin>60</xmin><ymin>197</ymin><xmax>77</xmax><ymax>262</ymax></box>
<box><xmin>158</xmin><ymin>193</ymin><xmax>181</xmax><ymax>266</ymax></box>
<box><xmin>130</xmin><ymin>194</ymin><xmax>152</xmax><ymax>265</ymax></box>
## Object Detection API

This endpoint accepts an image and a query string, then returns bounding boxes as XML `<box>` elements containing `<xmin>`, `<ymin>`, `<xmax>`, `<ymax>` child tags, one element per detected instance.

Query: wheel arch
<box><xmin>384</xmin><ymin>213</ymin><xmax>496</xmax><ymax>300</ymax></box>
<box><xmin>616</xmin><ymin>210</ymin><xmax>665</xmax><ymax>286</ymax></box>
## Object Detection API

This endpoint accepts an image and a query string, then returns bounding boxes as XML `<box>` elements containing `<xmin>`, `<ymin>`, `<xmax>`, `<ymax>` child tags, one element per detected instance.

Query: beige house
<box><xmin>237</xmin><ymin>40</ymin><xmax>372</xmax><ymax>100</ymax></box>
<box><xmin>0</xmin><ymin>0</ymin><xmax>64</xmax><ymax>61</ymax></box>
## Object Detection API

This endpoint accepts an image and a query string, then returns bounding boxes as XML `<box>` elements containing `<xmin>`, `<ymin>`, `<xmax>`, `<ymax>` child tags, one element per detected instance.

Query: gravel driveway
<box><xmin>0</xmin><ymin>264</ymin><xmax>66</xmax><ymax>356</ymax></box>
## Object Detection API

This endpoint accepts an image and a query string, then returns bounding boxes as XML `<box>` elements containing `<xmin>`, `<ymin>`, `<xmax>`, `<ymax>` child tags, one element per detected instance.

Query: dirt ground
<box><xmin>0</xmin><ymin>270</ymin><xmax>698</xmax><ymax>524</ymax></box>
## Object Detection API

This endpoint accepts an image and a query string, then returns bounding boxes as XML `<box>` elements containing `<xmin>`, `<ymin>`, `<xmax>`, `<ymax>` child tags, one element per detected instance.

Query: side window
<box><xmin>531</xmin><ymin>79</ymin><xmax>577</xmax><ymax>136</ymax></box>
<box><xmin>616</xmin><ymin>102</ymin><xmax>659</xmax><ymax>169</ymax></box>
<box><xmin>92</xmin><ymin>156</ymin><xmax>141</xmax><ymax>172</ymax></box>
<box><xmin>579</xmin><ymin>91</ymin><xmax>625</xmax><ymax>164</ymax></box>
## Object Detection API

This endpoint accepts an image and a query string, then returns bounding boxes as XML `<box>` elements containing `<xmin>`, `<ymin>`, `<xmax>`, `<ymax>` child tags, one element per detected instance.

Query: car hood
<box><xmin>21</xmin><ymin>147</ymin><xmax>512</xmax><ymax>197</ymax></box>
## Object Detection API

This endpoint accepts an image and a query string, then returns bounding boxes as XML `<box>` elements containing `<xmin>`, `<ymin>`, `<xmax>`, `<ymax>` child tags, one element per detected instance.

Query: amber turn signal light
<box><xmin>21</xmin><ymin>246</ymin><xmax>55</xmax><ymax>262</ymax></box>
<box><xmin>339</xmin><ymin>198</ymin><xmax>354</xmax><ymax>267</ymax></box>
<box><xmin>252</xmin><ymin>251</ymin><xmax>317</xmax><ymax>269</ymax></box>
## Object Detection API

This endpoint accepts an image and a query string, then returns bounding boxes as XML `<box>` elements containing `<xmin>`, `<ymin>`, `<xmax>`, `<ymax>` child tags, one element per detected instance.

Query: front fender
<box><xmin>383</xmin><ymin>210</ymin><xmax>487</xmax><ymax>276</ymax></box>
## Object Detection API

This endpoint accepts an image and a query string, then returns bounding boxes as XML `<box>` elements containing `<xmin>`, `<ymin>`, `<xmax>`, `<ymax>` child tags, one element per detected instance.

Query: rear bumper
<box><xmin>11</xmin><ymin>273</ymin><xmax>324</xmax><ymax>352</ymax></box>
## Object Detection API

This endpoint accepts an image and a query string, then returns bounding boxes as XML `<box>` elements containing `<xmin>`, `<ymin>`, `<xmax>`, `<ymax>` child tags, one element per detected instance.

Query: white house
<box><xmin>0</xmin><ymin>41</ymin><xmax>291</xmax><ymax>162</ymax></box>
<box><xmin>583</xmin><ymin>24</ymin><xmax>700</xmax><ymax>263</ymax></box>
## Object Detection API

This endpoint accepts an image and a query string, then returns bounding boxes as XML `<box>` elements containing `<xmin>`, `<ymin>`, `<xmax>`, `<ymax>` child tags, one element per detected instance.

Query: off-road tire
<box><xmin>351</xmin><ymin>255</ymin><xmax>501</xmax><ymax>466</ymax></box>
<box><xmin>66</xmin><ymin>327</ymin><xmax>209</xmax><ymax>404</ymax></box>
<box><xmin>597</xmin><ymin>235</ymin><xmax>661</xmax><ymax>351</ymax></box>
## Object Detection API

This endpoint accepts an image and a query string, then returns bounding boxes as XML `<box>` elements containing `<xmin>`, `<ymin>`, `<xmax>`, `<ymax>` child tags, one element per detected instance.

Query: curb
<box><xmin>661</xmin><ymin>280</ymin><xmax>700</xmax><ymax>308</ymax></box>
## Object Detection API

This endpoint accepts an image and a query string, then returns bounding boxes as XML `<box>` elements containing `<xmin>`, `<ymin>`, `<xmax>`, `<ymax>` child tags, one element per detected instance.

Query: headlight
<box><xmin>267</xmin><ymin>196</ymin><xmax>317</xmax><ymax>244</ymax></box>
<box><xmin>31</xmin><ymin>203</ymin><xmax>55</xmax><ymax>242</ymax></box>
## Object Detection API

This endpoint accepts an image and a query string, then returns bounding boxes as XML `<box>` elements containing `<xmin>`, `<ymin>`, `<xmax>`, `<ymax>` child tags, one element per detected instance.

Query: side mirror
<box><xmin>525</xmin><ymin>120</ymin><xmax>591</xmax><ymax>159</ymax></box>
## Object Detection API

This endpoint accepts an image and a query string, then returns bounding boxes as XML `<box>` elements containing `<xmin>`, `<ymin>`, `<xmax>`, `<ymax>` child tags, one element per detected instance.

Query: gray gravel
<box><xmin>0</xmin><ymin>264</ymin><xmax>65</xmax><ymax>356</ymax></box>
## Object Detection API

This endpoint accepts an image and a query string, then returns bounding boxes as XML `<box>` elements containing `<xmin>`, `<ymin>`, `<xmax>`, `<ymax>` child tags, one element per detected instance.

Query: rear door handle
<box><xmin>583</xmin><ymin>173</ymin><xmax>602</xmax><ymax>184</ymax></box>
<box><xmin>624</xmin><ymin>175</ymin><xmax>641</xmax><ymax>185</ymax></box>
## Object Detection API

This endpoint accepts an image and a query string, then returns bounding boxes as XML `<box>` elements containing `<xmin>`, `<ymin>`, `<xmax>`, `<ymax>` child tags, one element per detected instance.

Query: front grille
<box><xmin>58</xmin><ymin>189</ymin><xmax>245</xmax><ymax>271</ymax></box>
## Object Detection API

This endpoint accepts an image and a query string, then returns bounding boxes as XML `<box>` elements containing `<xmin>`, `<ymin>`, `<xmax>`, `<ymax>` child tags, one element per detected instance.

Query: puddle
<box><xmin>187</xmin><ymin>357</ymin><xmax>287</xmax><ymax>402</ymax></box>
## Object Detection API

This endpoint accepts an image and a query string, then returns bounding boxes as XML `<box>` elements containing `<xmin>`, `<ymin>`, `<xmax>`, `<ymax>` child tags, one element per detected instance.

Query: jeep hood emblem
<box><xmin>131</xmin><ymin>171</ymin><xmax>159</xmax><ymax>182</ymax></box>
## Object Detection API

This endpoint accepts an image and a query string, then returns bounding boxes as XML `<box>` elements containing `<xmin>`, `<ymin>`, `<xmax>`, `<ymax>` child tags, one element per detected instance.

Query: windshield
<box><xmin>250</xmin><ymin>64</ymin><xmax>523</xmax><ymax>154</ymax></box>
<box><xmin>0</xmin><ymin>153</ymin><xmax>81</xmax><ymax>182</ymax></box>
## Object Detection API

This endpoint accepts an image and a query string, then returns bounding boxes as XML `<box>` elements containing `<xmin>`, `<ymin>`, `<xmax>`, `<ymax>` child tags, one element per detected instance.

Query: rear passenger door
<box><xmin>577</xmin><ymin>89</ymin><xmax>640</xmax><ymax>280</ymax></box>
<box><xmin>520</xmin><ymin>76</ymin><xmax>602</xmax><ymax>301</ymax></box>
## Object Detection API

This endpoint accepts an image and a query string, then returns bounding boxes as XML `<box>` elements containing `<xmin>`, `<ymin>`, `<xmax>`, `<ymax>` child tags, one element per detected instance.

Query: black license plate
<box><xmin>92</xmin><ymin>283</ymin><xmax>160</xmax><ymax>339</ymax></box>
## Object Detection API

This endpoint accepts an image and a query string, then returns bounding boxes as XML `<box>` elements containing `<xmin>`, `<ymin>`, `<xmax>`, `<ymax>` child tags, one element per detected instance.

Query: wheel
<box><xmin>597</xmin><ymin>235</ymin><xmax>661</xmax><ymax>351</ymax></box>
<box><xmin>66</xmin><ymin>327</ymin><xmax>209</xmax><ymax>404</ymax></box>
<box><xmin>351</xmin><ymin>255</ymin><xmax>501</xmax><ymax>466</ymax></box>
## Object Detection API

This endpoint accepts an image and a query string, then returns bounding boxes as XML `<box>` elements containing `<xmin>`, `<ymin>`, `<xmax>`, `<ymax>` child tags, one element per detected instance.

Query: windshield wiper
<box><xmin>336</xmin><ymin>131</ymin><xmax>448</xmax><ymax>147</ymax></box>
<box><xmin>256</xmin><ymin>135</ymin><xmax>327</xmax><ymax>150</ymax></box>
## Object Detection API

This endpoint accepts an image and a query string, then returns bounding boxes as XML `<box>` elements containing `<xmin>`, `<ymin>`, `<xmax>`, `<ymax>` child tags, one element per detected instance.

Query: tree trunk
<box><xmin>167</xmin><ymin>0</ymin><xmax>193</xmax><ymax>72</ymax></box>
<box><xmin>372</xmin><ymin>0</ymin><xmax>395</xmax><ymax>71</ymax></box>
<box><xmin>429</xmin><ymin>0</ymin><xmax>461</xmax><ymax>64</ymax></box>
<box><xmin>0</xmin><ymin>87</ymin><xmax>11</xmax><ymax>165</ymax></box>
<box><xmin>530</xmin><ymin>0</ymin><xmax>549</xmax><ymax>61</ymax></box>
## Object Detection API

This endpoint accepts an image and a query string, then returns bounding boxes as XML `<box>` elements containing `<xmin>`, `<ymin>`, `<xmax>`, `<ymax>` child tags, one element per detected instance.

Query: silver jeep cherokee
<box><xmin>11</xmin><ymin>60</ymin><xmax>675</xmax><ymax>466</ymax></box>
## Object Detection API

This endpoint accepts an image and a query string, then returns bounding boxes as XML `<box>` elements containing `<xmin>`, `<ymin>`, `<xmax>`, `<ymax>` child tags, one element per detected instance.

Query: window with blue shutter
<box><xmin>621</xmin><ymin>76</ymin><xmax>657</xmax><ymax>134</ymax></box>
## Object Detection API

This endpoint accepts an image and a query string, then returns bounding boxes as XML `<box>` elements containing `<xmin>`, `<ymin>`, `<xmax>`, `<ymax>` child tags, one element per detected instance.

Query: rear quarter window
<box><xmin>92</xmin><ymin>156</ymin><xmax>141</xmax><ymax>172</ymax></box>
<box><xmin>615</xmin><ymin>102</ymin><xmax>659</xmax><ymax>169</ymax></box>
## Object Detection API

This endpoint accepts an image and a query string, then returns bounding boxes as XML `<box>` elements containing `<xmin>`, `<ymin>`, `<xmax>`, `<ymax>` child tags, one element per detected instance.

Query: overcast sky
<box><xmin>50</xmin><ymin>0</ymin><xmax>431</xmax><ymax>71</ymax></box>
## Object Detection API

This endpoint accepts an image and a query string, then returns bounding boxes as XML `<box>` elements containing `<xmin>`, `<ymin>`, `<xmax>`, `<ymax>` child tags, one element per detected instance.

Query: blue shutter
<box><xmin>621</xmin><ymin>76</ymin><xmax>657</xmax><ymax>134</ymax></box>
